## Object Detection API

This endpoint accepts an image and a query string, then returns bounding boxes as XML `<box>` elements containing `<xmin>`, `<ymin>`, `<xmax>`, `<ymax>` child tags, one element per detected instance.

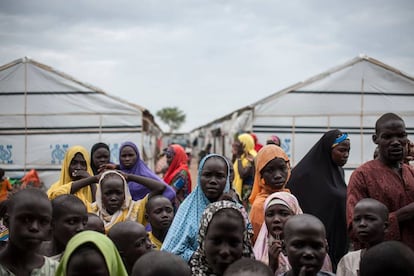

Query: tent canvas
<box><xmin>189</xmin><ymin>55</ymin><xmax>414</xmax><ymax>179</ymax></box>
<box><xmin>0</xmin><ymin>57</ymin><xmax>162</xmax><ymax>187</ymax></box>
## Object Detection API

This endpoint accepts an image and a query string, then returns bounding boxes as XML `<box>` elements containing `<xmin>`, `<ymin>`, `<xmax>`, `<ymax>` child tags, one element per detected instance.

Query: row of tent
<box><xmin>1</xmin><ymin>55</ymin><xmax>413</xmax><ymax>186</ymax></box>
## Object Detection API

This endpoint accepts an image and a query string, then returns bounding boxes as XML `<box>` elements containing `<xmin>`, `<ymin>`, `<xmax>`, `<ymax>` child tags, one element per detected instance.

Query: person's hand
<box><xmin>268</xmin><ymin>239</ymin><xmax>283</xmax><ymax>261</ymax></box>
<box><xmin>72</xmin><ymin>170</ymin><xmax>90</xmax><ymax>179</ymax></box>
<box><xmin>98</xmin><ymin>163</ymin><xmax>117</xmax><ymax>173</ymax></box>
<box><xmin>246</xmin><ymin>153</ymin><xmax>255</xmax><ymax>162</ymax></box>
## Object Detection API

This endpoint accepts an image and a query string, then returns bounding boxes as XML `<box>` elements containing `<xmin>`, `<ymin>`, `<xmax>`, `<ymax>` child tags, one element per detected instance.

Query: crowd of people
<box><xmin>0</xmin><ymin>112</ymin><xmax>413</xmax><ymax>276</ymax></box>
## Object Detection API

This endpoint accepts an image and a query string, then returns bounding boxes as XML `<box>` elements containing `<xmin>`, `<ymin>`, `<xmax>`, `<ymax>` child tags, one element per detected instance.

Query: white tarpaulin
<box><xmin>190</xmin><ymin>55</ymin><xmax>414</xmax><ymax>179</ymax></box>
<box><xmin>0</xmin><ymin>57</ymin><xmax>162</xmax><ymax>187</ymax></box>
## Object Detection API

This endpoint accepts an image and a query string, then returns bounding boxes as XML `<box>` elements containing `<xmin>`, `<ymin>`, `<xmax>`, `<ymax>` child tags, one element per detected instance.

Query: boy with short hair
<box><xmin>223</xmin><ymin>258</ymin><xmax>273</xmax><ymax>276</ymax></box>
<box><xmin>145</xmin><ymin>195</ymin><xmax>174</xmax><ymax>249</ymax></box>
<box><xmin>0</xmin><ymin>188</ymin><xmax>58</xmax><ymax>275</ymax></box>
<box><xmin>39</xmin><ymin>194</ymin><xmax>88</xmax><ymax>261</ymax></box>
<box><xmin>359</xmin><ymin>240</ymin><xmax>414</xmax><ymax>276</ymax></box>
<box><xmin>132</xmin><ymin>250</ymin><xmax>191</xmax><ymax>276</ymax></box>
<box><xmin>281</xmin><ymin>214</ymin><xmax>334</xmax><ymax>276</ymax></box>
<box><xmin>84</xmin><ymin>212</ymin><xmax>105</xmax><ymax>234</ymax></box>
<box><xmin>108</xmin><ymin>221</ymin><xmax>153</xmax><ymax>274</ymax></box>
<box><xmin>336</xmin><ymin>198</ymin><xmax>389</xmax><ymax>276</ymax></box>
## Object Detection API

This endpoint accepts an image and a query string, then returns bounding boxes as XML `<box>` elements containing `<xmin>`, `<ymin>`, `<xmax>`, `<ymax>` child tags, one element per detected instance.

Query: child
<box><xmin>84</xmin><ymin>212</ymin><xmax>105</xmax><ymax>234</ymax></box>
<box><xmin>47</xmin><ymin>146</ymin><xmax>97</xmax><ymax>208</ymax></box>
<box><xmin>189</xmin><ymin>200</ymin><xmax>255</xmax><ymax>276</ymax></box>
<box><xmin>145</xmin><ymin>195</ymin><xmax>174</xmax><ymax>249</ymax></box>
<box><xmin>0</xmin><ymin>188</ymin><xmax>59</xmax><ymax>275</ymax></box>
<box><xmin>254</xmin><ymin>192</ymin><xmax>332</xmax><ymax>275</ymax></box>
<box><xmin>336</xmin><ymin>198</ymin><xmax>389</xmax><ymax>276</ymax></box>
<box><xmin>56</xmin><ymin>230</ymin><xmax>127</xmax><ymax>275</ymax></box>
<box><xmin>224</xmin><ymin>258</ymin><xmax>274</xmax><ymax>276</ymax></box>
<box><xmin>40</xmin><ymin>194</ymin><xmax>88</xmax><ymax>261</ymax></box>
<box><xmin>281</xmin><ymin>214</ymin><xmax>334</xmax><ymax>276</ymax></box>
<box><xmin>359</xmin><ymin>240</ymin><xmax>414</xmax><ymax>276</ymax></box>
<box><xmin>107</xmin><ymin>221</ymin><xmax>153</xmax><ymax>274</ymax></box>
<box><xmin>248</xmin><ymin>145</ymin><xmax>291</xmax><ymax>243</ymax></box>
<box><xmin>162</xmin><ymin>154</ymin><xmax>231</xmax><ymax>261</ymax></box>
<box><xmin>0</xmin><ymin>168</ymin><xmax>12</xmax><ymax>202</ymax></box>
<box><xmin>132</xmin><ymin>250</ymin><xmax>191</xmax><ymax>276</ymax></box>
<box><xmin>91</xmin><ymin>170</ymin><xmax>167</xmax><ymax>232</ymax></box>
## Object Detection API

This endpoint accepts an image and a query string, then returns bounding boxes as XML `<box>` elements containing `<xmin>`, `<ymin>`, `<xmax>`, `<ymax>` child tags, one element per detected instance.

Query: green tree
<box><xmin>156</xmin><ymin>107</ymin><xmax>186</xmax><ymax>132</ymax></box>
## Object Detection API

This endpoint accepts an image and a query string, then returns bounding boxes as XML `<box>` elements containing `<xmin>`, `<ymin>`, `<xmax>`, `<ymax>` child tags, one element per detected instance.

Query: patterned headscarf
<box><xmin>161</xmin><ymin>154</ymin><xmax>231</xmax><ymax>261</ymax></box>
<box><xmin>56</xmin><ymin>230</ymin><xmax>128</xmax><ymax>276</ymax></box>
<box><xmin>190</xmin><ymin>200</ymin><xmax>255</xmax><ymax>276</ymax></box>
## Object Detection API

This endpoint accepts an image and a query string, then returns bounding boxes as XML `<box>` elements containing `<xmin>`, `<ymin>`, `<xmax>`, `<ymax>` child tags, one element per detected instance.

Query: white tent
<box><xmin>190</xmin><ymin>55</ymin><xmax>414</xmax><ymax>179</ymax></box>
<box><xmin>0</xmin><ymin>57</ymin><xmax>162</xmax><ymax>187</ymax></box>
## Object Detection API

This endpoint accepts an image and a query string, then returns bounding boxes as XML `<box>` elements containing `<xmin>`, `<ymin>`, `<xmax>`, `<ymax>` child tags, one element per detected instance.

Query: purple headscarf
<box><xmin>119</xmin><ymin>141</ymin><xmax>175</xmax><ymax>201</ymax></box>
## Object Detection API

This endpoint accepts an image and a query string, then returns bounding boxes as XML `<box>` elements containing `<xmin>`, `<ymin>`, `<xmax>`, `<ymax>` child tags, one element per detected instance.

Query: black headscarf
<box><xmin>90</xmin><ymin>142</ymin><xmax>110</xmax><ymax>175</ymax></box>
<box><xmin>286</xmin><ymin>129</ymin><xmax>348</xmax><ymax>270</ymax></box>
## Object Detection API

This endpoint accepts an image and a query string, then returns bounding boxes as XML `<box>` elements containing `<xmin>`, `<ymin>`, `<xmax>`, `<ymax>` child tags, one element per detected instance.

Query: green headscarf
<box><xmin>56</xmin><ymin>230</ymin><xmax>128</xmax><ymax>276</ymax></box>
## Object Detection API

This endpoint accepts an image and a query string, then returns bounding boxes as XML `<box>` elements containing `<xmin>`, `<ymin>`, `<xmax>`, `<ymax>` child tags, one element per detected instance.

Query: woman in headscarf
<box><xmin>118</xmin><ymin>141</ymin><xmax>175</xmax><ymax>202</ymax></box>
<box><xmin>90</xmin><ymin>142</ymin><xmax>111</xmax><ymax>176</ymax></box>
<box><xmin>254</xmin><ymin>192</ymin><xmax>300</xmax><ymax>274</ymax></box>
<box><xmin>163</xmin><ymin>144</ymin><xmax>192</xmax><ymax>206</ymax></box>
<box><xmin>253</xmin><ymin>192</ymin><xmax>332</xmax><ymax>275</ymax></box>
<box><xmin>47</xmin><ymin>145</ymin><xmax>96</xmax><ymax>208</ymax></box>
<box><xmin>286</xmin><ymin>129</ymin><xmax>350</xmax><ymax>270</ymax></box>
<box><xmin>232</xmin><ymin>133</ymin><xmax>257</xmax><ymax>209</ymax></box>
<box><xmin>56</xmin><ymin>230</ymin><xmax>128</xmax><ymax>276</ymax></box>
<box><xmin>190</xmin><ymin>200</ymin><xmax>255</xmax><ymax>276</ymax></box>
<box><xmin>249</xmin><ymin>144</ymin><xmax>291</xmax><ymax>242</ymax></box>
<box><xmin>161</xmin><ymin>154</ymin><xmax>231</xmax><ymax>262</ymax></box>
<box><xmin>91</xmin><ymin>170</ymin><xmax>166</xmax><ymax>233</ymax></box>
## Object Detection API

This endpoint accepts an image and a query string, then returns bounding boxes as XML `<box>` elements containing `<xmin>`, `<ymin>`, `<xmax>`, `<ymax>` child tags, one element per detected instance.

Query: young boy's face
<box><xmin>146</xmin><ymin>197</ymin><xmax>174</xmax><ymax>232</ymax></box>
<box><xmin>54</xmin><ymin>204</ymin><xmax>87</xmax><ymax>247</ymax></box>
<box><xmin>260</xmin><ymin>158</ymin><xmax>289</xmax><ymax>190</ymax></box>
<box><xmin>7</xmin><ymin>197</ymin><xmax>52</xmax><ymax>250</ymax></box>
<box><xmin>352</xmin><ymin>201</ymin><xmax>387</xmax><ymax>247</ymax></box>
<box><xmin>101</xmin><ymin>176</ymin><xmax>125</xmax><ymax>215</ymax></box>
<box><xmin>204</xmin><ymin>211</ymin><xmax>244</xmax><ymax>276</ymax></box>
<box><xmin>285</xmin><ymin>225</ymin><xmax>327</xmax><ymax>276</ymax></box>
<box><xmin>119</xmin><ymin>224</ymin><xmax>153</xmax><ymax>268</ymax></box>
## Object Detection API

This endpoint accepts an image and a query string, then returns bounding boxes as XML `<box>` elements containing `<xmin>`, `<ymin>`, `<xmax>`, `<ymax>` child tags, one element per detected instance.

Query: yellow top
<box><xmin>148</xmin><ymin>231</ymin><xmax>162</xmax><ymax>250</ymax></box>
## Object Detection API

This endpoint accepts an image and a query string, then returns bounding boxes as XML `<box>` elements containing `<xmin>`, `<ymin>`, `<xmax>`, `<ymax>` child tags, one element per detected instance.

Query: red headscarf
<box><xmin>163</xmin><ymin>144</ymin><xmax>192</xmax><ymax>193</ymax></box>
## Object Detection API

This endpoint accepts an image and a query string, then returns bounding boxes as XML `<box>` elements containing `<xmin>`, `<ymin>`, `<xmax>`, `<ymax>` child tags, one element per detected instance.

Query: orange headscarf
<box><xmin>248</xmin><ymin>144</ymin><xmax>290</xmax><ymax>243</ymax></box>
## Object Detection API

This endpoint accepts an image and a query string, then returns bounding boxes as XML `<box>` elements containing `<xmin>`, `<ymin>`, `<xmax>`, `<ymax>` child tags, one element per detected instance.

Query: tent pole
<box><xmin>24</xmin><ymin>59</ymin><xmax>28</xmax><ymax>173</ymax></box>
<box><xmin>360</xmin><ymin>77</ymin><xmax>365</xmax><ymax>163</ymax></box>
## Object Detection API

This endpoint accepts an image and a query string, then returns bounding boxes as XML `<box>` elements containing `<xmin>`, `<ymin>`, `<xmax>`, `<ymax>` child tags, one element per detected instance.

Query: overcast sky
<box><xmin>1</xmin><ymin>0</ymin><xmax>413</xmax><ymax>132</ymax></box>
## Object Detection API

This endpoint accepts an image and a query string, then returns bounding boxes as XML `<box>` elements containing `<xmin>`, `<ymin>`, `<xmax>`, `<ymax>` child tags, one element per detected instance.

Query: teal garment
<box><xmin>161</xmin><ymin>154</ymin><xmax>231</xmax><ymax>261</ymax></box>
<box><xmin>55</xmin><ymin>230</ymin><xmax>127</xmax><ymax>276</ymax></box>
